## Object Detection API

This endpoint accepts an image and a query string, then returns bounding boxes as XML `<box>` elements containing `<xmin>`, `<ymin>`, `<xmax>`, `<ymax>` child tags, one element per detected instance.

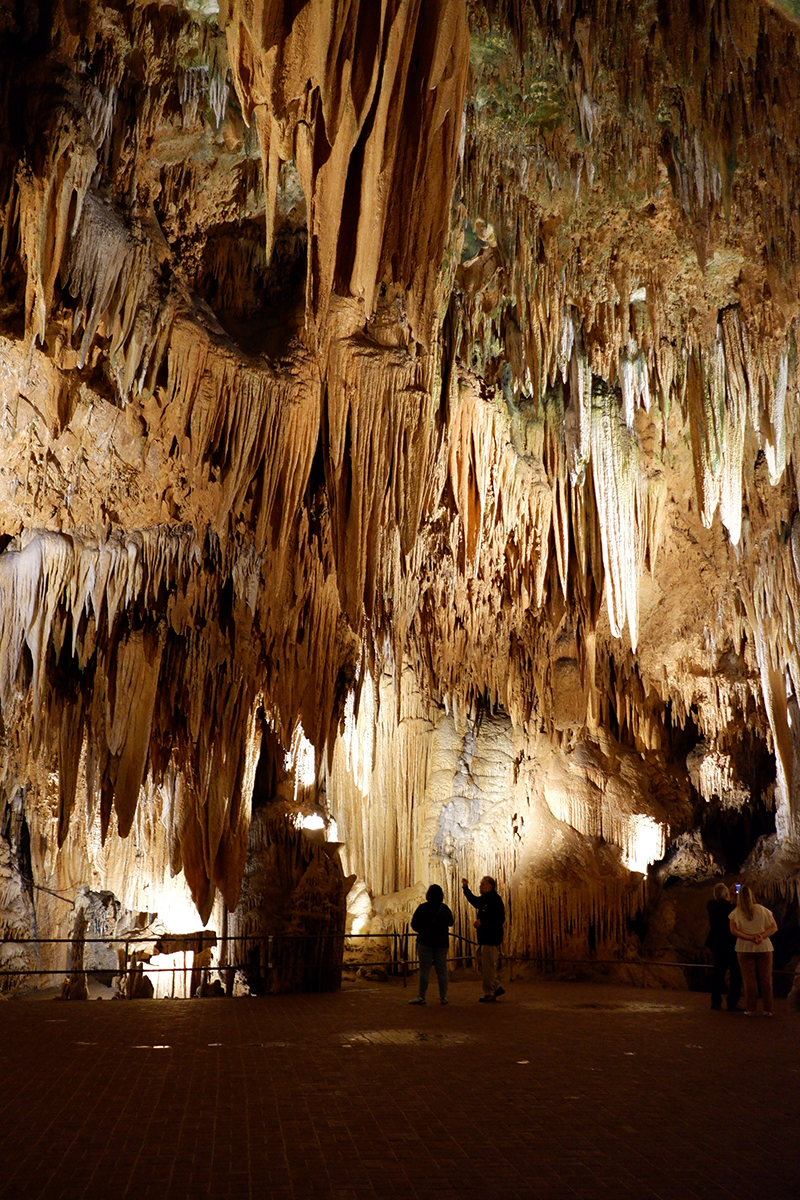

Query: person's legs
<box><xmin>727</xmin><ymin>949</ymin><xmax>742</xmax><ymax>1009</ymax></box>
<box><xmin>755</xmin><ymin>952</ymin><xmax>773</xmax><ymax>1014</ymax></box>
<box><xmin>710</xmin><ymin>949</ymin><xmax>726</xmax><ymax>1008</ymax></box>
<box><xmin>738</xmin><ymin>953</ymin><xmax>758</xmax><ymax>1013</ymax></box>
<box><xmin>433</xmin><ymin>946</ymin><xmax>448</xmax><ymax>1001</ymax></box>
<box><xmin>417</xmin><ymin>943</ymin><xmax>432</xmax><ymax>1000</ymax></box>
<box><xmin>480</xmin><ymin>944</ymin><xmax>499</xmax><ymax>995</ymax></box>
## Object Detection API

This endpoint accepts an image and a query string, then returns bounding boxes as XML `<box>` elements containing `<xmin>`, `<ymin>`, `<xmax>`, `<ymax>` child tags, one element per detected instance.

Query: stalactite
<box><xmin>741</xmin><ymin>510</ymin><xmax>800</xmax><ymax>847</ymax></box>
<box><xmin>17</xmin><ymin>111</ymin><xmax>97</xmax><ymax>350</ymax></box>
<box><xmin>717</xmin><ymin>308</ymin><xmax>749</xmax><ymax>543</ymax></box>
<box><xmin>0</xmin><ymin>528</ymin><xmax>268</xmax><ymax>917</ymax></box>
<box><xmin>565</xmin><ymin>326</ymin><xmax>592</xmax><ymax>486</ymax></box>
<box><xmin>686</xmin><ymin>741</ymin><xmax>752</xmax><ymax>808</ymax></box>
<box><xmin>220</xmin><ymin>0</ymin><xmax>470</xmax><ymax>347</ymax></box>
<box><xmin>589</xmin><ymin>381</ymin><xmax>642</xmax><ymax>649</ymax></box>
<box><xmin>543</xmin><ymin>386</ymin><xmax>569</xmax><ymax>598</ymax></box>
<box><xmin>3</xmin><ymin>0</ymin><xmax>800</xmax><ymax>955</ymax></box>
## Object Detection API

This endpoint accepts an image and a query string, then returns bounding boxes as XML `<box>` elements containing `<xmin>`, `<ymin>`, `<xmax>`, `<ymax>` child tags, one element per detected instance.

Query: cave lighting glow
<box><xmin>145</xmin><ymin>951</ymin><xmax>196</xmax><ymax>998</ymax></box>
<box><xmin>341</xmin><ymin>679</ymin><xmax>376</xmax><ymax>797</ymax></box>
<box><xmin>286</xmin><ymin>723</ymin><xmax>316</xmax><ymax>794</ymax></box>
<box><xmin>301</xmin><ymin>813</ymin><xmax>325</xmax><ymax>830</ymax></box>
<box><xmin>623</xmin><ymin>814</ymin><xmax>666</xmax><ymax>874</ymax></box>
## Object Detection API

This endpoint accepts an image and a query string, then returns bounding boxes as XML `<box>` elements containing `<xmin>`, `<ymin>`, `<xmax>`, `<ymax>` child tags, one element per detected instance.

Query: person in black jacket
<box><xmin>705</xmin><ymin>881</ymin><xmax>742</xmax><ymax>1011</ymax></box>
<box><xmin>409</xmin><ymin>884</ymin><xmax>454</xmax><ymax>1005</ymax></box>
<box><xmin>462</xmin><ymin>875</ymin><xmax>506</xmax><ymax>1001</ymax></box>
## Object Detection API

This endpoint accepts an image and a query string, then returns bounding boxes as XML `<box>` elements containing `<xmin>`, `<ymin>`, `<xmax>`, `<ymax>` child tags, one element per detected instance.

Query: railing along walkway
<box><xmin>2</xmin><ymin>929</ymin><xmax>794</xmax><ymax>996</ymax></box>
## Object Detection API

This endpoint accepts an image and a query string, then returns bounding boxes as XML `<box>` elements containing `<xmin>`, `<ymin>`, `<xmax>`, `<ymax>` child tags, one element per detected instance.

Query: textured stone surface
<box><xmin>0</xmin><ymin>2</ymin><xmax>799</xmax><ymax>974</ymax></box>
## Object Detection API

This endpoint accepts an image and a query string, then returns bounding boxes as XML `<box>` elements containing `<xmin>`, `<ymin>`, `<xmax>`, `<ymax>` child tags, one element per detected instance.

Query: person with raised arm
<box><xmin>461</xmin><ymin>875</ymin><xmax>505</xmax><ymax>1002</ymax></box>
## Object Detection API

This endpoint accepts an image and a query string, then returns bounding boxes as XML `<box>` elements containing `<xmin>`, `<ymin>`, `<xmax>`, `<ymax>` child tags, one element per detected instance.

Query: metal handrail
<box><xmin>1</xmin><ymin>929</ymin><xmax>795</xmax><ymax>979</ymax></box>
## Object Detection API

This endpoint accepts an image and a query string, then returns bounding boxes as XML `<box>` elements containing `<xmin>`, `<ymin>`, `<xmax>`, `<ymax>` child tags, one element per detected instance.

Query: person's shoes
<box><xmin>726</xmin><ymin>1005</ymin><xmax>743</xmax><ymax>1012</ymax></box>
<box><xmin>440</xmin><ymin>998</ymin><xmax>448</xmax><ymax>1005</ymax></box>
<box><xmin>710</xmin><ymin>1003</ymin><xmax>722</xmax><ymax>1010</ymax></box>
<box><xmin>409</xmin><ymin>997</ymin><xmax>426</xmax><ymax>1005</ymax></box>
<box><xmin>494</xmin><ymin>986</ymin><xmax>505</xmax><ymax>998</ymax></box>
<box><xmin>478</xmin><ymin>995</ymin><xmax>497</xmax><ymax>1002</ymax></box>
<box><xmin>744</xmin><ymin>1010</ymin><xmax>758</xmax><ymax>1016</ymax></box>
<box><xmin>763</xmin><ymin>1011</ymin><xmax>774</xmax><ymax>1017</ymax></box>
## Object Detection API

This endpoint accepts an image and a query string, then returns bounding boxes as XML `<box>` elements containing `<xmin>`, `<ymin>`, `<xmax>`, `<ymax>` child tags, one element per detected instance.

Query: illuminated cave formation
<box><xmin>1</xmin><ymin>0</ymin><xmax>799</xmax><ymax>994</ymax></box>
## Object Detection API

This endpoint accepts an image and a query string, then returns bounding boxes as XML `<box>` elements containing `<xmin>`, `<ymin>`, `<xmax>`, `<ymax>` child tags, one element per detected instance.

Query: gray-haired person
<box><xmin>409</xmin><ymin>884</ymin><xmax>454</xmax><ymax>1005</ymax></box>
<box><xmin>462</xmin><ymin>876</ymin><xmax>506</xmax><ymax>1001</ymax></box>
<box><xmin>705</xmin><ymin>881</ymin><xmax>742</xmax><ymax>1011</ymax></box>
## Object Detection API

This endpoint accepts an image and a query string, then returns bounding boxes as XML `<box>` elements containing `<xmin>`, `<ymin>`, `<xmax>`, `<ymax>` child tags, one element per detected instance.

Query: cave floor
<box><xmin>0</xmin><ymin>978</ymin><xmax>796</xmax><ymax>1200</ymax></box>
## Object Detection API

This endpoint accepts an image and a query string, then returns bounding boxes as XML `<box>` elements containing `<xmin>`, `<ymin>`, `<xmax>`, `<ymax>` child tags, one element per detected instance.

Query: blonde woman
<box><xmin>729</xmin><ymin>885</ymin><xmax>778</xmax><ymax>1016</ymax></box>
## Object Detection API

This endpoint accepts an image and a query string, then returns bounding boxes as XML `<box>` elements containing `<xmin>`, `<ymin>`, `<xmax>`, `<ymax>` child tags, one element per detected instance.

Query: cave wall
<box><xmin>1</xmin><ymin>0</ymin><xmax>799</xmax><ymax>987</ymax></box>
<box><xmin>327</xmin><ymin>666</ymin><xmax>689</xmax><ymax>962</ymax></box>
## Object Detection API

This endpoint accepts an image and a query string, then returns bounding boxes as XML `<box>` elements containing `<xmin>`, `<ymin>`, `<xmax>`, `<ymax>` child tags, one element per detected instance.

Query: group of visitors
<box><xmin>408</xmin><ymin>874</ymin><xmax>779</xmax><ymax>1015</ymax></box>
<box><xmin>408</xmin><ymin>875</ymin><xmax>505</xmax><ymax>1005</ymax></box>
<box><xmin>706</xmin><ymin>881</ymin><xmax>778</xmax><ymax>1016</ymax></box>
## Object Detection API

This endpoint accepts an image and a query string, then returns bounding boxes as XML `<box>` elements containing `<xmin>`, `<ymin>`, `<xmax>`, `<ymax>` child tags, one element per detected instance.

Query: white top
<box><xmin>730</xmin><ymin>903</ymin><xmax>775</xmax><ymax>953</ymax></box>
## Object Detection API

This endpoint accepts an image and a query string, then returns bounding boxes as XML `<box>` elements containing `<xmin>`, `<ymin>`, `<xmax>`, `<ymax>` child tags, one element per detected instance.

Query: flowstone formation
<box><xmin>1</xmin><ymin>0</ymin><xmax>799</xmax><ymax>994</ymax></box>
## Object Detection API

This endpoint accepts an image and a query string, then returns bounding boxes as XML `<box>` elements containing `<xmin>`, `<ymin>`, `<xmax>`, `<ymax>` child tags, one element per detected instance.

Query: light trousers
<box><xmin>738</xmin><ymin>951</ymin><xmax>773</xmax><ymax>1014</ymax></box>
<box><xmin>480</xmin><ymin>944</ymin><xmax>500</xmax><ymax>995</ymax></box>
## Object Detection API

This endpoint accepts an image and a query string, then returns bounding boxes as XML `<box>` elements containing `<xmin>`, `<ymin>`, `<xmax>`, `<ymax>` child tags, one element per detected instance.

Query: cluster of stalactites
<box><xmin>471</xmin><ymin>0</ymin><xmax>800</xmax><ymax>283</ymax></box>
<box><xmin>326</xmin><ymin>674</ymin><xmax>661</xmax><ymax>959</ymax></box>
<box><xmin>685</xmin><ymin>741</ymin><xmax>753</xmax><ymax>810</ymax></box>
<box><xmin>684</xmin><ymin>309</ymin><xmax>793</xmax><ymax>544</ymax></box>
<box><xmin>9</xmin><ymin>0</ymin><xmax>790</xmax><ymax>738</ymax></box>
<box><xmin>0</xmin><ymin>527</ymin><xmax>264</xmax><ymax>918</ymax></box>
<box><xmin>220</xmin><ymin>0</ymin><xmax>470</xmax><ymax>348</ymax></box>
<box><xmin>432</xmin><ymin>363</ymin><xmax>663</xmax><ymax>654</ymax></box>
<box><xmin>5</xmin><ymin>78</ymin><xmax>323</xmax><ymax>558</ymax></box>
<box><xmin>1</xmin><ymin>1</ymin><xmax>258</xmax><ymax>380</ymax></box>
<box><xmin>5</xmin><ymin>0</ymin><xmax>800</xmax><ymax>927</ymax></box>
<box><xmin>510</xmin><ymin>875</ymin><xmax>647</xmax><ymax>961</ymax></box>
<box><xmin>458</xmin><ymin>235</ymin><xmax>798</xmax><ymax>553</ymax></box>
<box><xmin>459</xmin><ymin>1</ymin><xmax>800</xmax><ymax>547</ymax></box>
<box><xmin>487</xmin><ymin>260</ymin><xmax>798</xmax><ymax>531</ymax></box>
<box><xmin>742</xmin><ymin>512</ymin><xmax>800</xmax><ymax>845</ymax></box>
<box><xmin>65</xmin><ymin>0</ymin><xmax>234</xmax><ymax>188</ymax></box>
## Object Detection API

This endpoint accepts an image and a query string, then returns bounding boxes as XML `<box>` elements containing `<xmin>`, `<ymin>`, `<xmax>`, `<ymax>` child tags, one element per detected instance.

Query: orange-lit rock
<box><xmin>0</xmin><ymin>0</ymin><xmax>798</xmax><ymax>991</ymax></box>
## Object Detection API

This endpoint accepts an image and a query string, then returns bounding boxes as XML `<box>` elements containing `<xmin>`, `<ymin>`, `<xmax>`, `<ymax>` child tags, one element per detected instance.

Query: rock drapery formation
<box><xmin>1</xmin><ymin>0</ymin><xmax>799</xmax><ymax>990</ymax></box>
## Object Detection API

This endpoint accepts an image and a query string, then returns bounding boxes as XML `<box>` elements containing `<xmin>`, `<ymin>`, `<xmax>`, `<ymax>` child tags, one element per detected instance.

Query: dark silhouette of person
<box><xmin>409</xmin><ymin>884</ymin><xmax>454</xmax><ymax>1005</ymax></box>
<box><xmin>705</xmin><ymin>882</ymin><xmax>742</xmax><ymax>1011</ymax></box>
<box><xmin>461</xmin><ymin>875</ymin><xmax>505</xmax><ymax>1001</ymax></box>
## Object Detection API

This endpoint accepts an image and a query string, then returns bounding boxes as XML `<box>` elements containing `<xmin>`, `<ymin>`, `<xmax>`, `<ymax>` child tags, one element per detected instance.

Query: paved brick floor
<box><xmin>0</xmin><ymin>978</ymin><xmax>797</xmax><ymax>1200</ymax></box>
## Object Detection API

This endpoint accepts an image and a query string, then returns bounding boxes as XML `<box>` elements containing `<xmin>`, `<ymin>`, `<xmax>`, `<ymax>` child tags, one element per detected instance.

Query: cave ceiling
<box><xmin>1</xmin><ymin>0</ymin><xmax>799</xmax><ymax>945</ymax></box>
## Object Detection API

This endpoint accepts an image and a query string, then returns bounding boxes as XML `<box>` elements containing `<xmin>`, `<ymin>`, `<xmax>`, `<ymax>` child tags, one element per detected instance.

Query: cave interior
<box><xmin>1</xmin><ymin>0</ymin><xmax>800</xmax><ymax>998</ymax></box>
